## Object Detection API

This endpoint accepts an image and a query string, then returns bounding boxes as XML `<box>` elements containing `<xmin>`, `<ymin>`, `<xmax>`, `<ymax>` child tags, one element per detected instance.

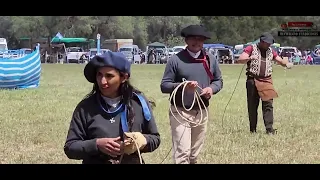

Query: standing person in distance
<box><xmin>64</xmin><ymin>51</ymin><xmax>160</xmax><ymax>164</ymax></box>
<box><xmin>237</xmin><ymin>32</ymin><xmax>293</xmax><ymax>134</ymax></box>
<box><xmin>160</xmin><ymin>25</ymin><xmax>223</xmax><ymax>164</ymax></box>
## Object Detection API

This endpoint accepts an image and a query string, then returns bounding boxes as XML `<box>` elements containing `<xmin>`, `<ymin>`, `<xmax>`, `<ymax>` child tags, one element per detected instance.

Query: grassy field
<box><xmin>0</xmin><ymin>64</ymin><xmax>319</xmax><ymax>164</ymax></box>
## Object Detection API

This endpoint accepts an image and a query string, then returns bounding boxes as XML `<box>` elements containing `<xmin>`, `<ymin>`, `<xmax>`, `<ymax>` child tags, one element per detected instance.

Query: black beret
<box><xmin>84</xmin><ymin>51</ymin><xmax>131</xmax><ymax>83</ymax></box>
<box><xmin>181</xmin><ymin>25</ymin><xmax>211</xmax><ymax>39</ymax></box>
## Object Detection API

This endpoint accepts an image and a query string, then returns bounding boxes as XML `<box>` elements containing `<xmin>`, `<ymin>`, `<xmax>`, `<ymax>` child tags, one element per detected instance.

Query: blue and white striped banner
<box><xmin>0</xmin><ymin>45</ymin><xmax>41</xmax><ymax>89</ymax></box>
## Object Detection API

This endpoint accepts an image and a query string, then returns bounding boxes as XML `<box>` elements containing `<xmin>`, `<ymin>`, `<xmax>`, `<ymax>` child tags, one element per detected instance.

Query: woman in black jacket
<box><xmin>64</xmin><ymin>51</ymin><xmax>160</xmax><ymax>164</ymax></box>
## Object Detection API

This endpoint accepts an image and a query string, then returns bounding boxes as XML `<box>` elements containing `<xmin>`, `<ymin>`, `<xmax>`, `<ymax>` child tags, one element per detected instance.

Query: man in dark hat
<box><xmin>237</xmin><ymin>32</ymin><xmax>293</xmax><ymax>135</ymax></box>
<box><xmin>160</xmin><ymin>25</ymin><xmax>223</xmax><ymax>164</ymax></box>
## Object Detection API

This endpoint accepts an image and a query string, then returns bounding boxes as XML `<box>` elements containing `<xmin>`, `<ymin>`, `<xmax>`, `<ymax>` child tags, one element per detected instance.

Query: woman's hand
<box><xmin>96</xmin><ymin>137</ymin><xmax>122</xmax><ymax>157</ymax></box>
<box><xmin>123</xmin><ymin>132</ymin><xmax>147</xmax><ymax>155</ymax></box>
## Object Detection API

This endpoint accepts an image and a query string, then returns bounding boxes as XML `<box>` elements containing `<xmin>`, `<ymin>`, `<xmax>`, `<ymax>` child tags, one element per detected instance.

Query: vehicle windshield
<box><xmin>68</xmin><ymin>47</ymin><xmax>83</xmax><ymax>52</ymax></box>
<box><xmin>155</xmin><ymin>49</ymin><xmax>164</xmax><ymax>54</ymax></box>
<box><xmin>282</xmin><ymin>48</ymin><xmax>295</xmax><ymax>53</ymax></box>
<box><xmin>234</xmin><ymin>49</ymin><xmax>243</xmax><ymax>54</ymax></box>
<box><xmin>90</xmin><ymin>50</ymin><xmax>108</xmax><ymax>56</ymax></box>
<box><xmin>173</xmin><ymin>48</ymin><xmax>184</xmax><ymax>52</ymax></box>
<box><xmin>0</xmin><ymin>44</ymin><xmax>7</xmax><ymax>51</ymax></box>
<box><xmin>149</xmin><ymin>46</ymin><xmax>165</xmax><ymax>50</ymax></box>
<box><xmin>314</xmin><ymin>45</ymin><xmax>320</xmax><ymax>51</ymax></box>
<box><xmin>119</xmin><ymin>48</ymin><xmax>133</xmax><ymax>52</ymax></box>
<box><xmin>24</xmin><ymin>49</ymin><xmax>32</xmax><ymax>54</ymax></box>
<box><xmin>90</xmin><ymin>51</ymin><xmax>97</xmax><ymax>56</ymax></box>
<box><xmin>217</xmin><ymin>49</ymin><xmax>230</xmax><ymax>56</ymax></box>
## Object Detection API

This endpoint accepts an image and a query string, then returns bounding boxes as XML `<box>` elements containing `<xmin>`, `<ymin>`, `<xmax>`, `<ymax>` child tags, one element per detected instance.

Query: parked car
<box><xmin>155</xmin><ymin>48</ymin><xmax>168</xmax><ymax>64</ymax></box>
<box><xmin>209</xmin><ymin>47</ymin><xmax>234</xmax><ymax>64</ymax></box>
<box><xmin>88</xmin><ymin>48</ymin><xmax>110</xmax><ymax>61</ymax></box>
<box><xmin>279</xmin><ymin>46</ymin><xmax>298</xmax><ymax>58</ymax></box>
<box><xmin>172</xmin><ymin>46</ymin><xmax>186</xmax><ymax>54</ymax></box>
<box><xmin>119</xmin><ymin>45</ymin><xmax>141</xmax><ymax>64</ymax></box>
<box><xmin>19</xmin><ymin>48</ymin><xmax>33</xmax><ymax>55</ymax></box>
<box><xmin>146</xmin><ymin>42</ymin><xmax>169</xmax><ymax>64</ymax></box>
<box><xmin>66</xmin><ymin>47</ymin><xmax>88</xmax><ymax>63</ymax></box>
<box><xmin>168</xmin><ymin>48</ymin><xmax>174</xmax><ymax>58</ymax></box>
<box><xmin>311</xmin><ymin>45</ymin><xmax>320</xmax><ymax>64</ymax></box>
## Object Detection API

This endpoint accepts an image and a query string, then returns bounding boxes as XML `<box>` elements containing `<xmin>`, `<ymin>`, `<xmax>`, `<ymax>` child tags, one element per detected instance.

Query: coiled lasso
<box><xmin>119</xmin><ymin>78</ymin><xmax>210</xmax><ymax>164</ymax></box>
<box><xmin>169</xmin><ymin>78</ymin><xmax>209</xmax><ymax>128</ymax></box>
<box><xmin>159</xmin><ymin>78</ymin><xmax>209</xmax><ymax>164</ymax></box>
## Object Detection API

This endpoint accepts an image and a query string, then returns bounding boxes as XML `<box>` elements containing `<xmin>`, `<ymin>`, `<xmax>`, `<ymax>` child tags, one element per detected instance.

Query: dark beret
<box><xmin>260</xmin><ymin>32</ymin><xmax>275</xmax><ymax>44</ymax></box>
<box><xmin>181</xmin><ymin>25</ymin><xmax>211</xmax><ymax>39</ymax></box>
<box><xmin>84</xmin><ymin>51</ymin><xmax>131</xmax><ymax>83</ymax></box>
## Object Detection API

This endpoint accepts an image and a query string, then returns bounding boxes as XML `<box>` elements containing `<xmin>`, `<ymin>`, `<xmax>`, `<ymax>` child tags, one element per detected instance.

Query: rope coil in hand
<box><xmin>160</xmin><ymin>78</ymin><xmax>209</xmax><ymax>163</ymax></box>
<box><xmin>169</xmin><ymin>78</ymin><xmax>209</xmax><ymax>128</ymax></box>
<box><xmin>117</xmin><ymin>77</ymin><xmax>210</xmax><ymax>164</ymax></box>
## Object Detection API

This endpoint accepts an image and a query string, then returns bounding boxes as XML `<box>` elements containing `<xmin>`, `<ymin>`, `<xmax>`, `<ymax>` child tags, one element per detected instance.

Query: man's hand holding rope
<box><xmin>200</xmin><ymin>87</ymin><xmax>213</xmax><ymax>99</ymax></box>
<box><xmin>185</xmin><ymin>80</ymin><xmax>213</xmax><ymax>99</ymax></box>
<box><xmin>185</xmin><ymin>81</ymin><xmax>198</xmax><ymax>91</ymax></box>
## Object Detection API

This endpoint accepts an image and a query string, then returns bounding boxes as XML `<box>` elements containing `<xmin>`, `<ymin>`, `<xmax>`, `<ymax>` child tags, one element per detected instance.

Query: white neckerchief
<box><xmin>101</xmin><ymin>96</ymin><xmax>122</xmax><ymax>110</ymax></box>
<box><xmin>186</xmin><ymin>48</ymin><xmax>201</xmax><ymax>58</ymax></box>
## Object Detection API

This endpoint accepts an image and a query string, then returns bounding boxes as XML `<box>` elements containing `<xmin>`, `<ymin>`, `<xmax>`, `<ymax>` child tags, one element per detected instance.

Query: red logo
<box><xmin>288</xmin><ymin>22</ymin><xmax>313</xmax><ymax>27</ymax></box>
<box><xmin>281</xmin><ymin>23</ymin><xmax>288</xmax><ymax>29</ymax></box>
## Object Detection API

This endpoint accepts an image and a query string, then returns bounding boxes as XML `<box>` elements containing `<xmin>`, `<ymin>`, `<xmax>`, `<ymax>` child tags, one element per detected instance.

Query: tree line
<box><xmin>1</xmin><ymin>16</ymin><xmax>320</xmax><ymax>50</ymax></box>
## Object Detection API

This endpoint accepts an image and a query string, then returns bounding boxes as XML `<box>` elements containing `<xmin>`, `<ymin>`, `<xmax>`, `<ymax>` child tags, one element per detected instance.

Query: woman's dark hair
<box><xmin>84</xmin><ymin>73</ymin><xmax>156</xmax><ymax>131</ymax></box>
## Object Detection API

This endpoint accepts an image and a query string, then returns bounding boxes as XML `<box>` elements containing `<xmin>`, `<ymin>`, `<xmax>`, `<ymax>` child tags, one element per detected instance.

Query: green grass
<box><xmin>0</xmin><ymin>64</ymin><xmax>319</xmax><ymax>164</ymax></box>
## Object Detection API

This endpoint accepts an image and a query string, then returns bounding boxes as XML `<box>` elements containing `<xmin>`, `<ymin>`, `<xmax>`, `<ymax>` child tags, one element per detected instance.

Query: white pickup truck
<box><xmin>66</xmin><ymin>47</ymin><xmax>88</xmax><ymax>63</ymax></box>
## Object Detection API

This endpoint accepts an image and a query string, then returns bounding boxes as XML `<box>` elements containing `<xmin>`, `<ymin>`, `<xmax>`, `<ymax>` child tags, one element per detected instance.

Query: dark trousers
<box><xmin>246</xmin><ymin>78</ymin><xmax>274</xmax><ymax>131</ymax></box>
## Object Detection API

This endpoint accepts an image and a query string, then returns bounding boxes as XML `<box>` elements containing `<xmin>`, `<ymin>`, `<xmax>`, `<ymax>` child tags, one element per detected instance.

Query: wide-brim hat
<box><xmin>181</xmin><ymin>25</ymin><xmax>211</xmax><ymax>39</ymax></box>
<box><xmin>84</xmin><ymin>51</ymin><xmax>131</xmax><ymax>83</ymax></box>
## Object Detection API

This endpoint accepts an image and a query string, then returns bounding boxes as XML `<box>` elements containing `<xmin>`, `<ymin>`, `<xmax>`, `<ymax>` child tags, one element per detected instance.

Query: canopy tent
<box><xmin>51</xmin><ymin>38</ymin><xmax>88</xmax><ymax>43</ymax></box>
<box><xmin>19</xmin><ymin>37</ymin><xmax>48</xmax><ymax>40</ymax></box>
<box><xmin>147</xmin><ymin>42</ymin><xmax>166</xmax><ymax>47</ymax></box>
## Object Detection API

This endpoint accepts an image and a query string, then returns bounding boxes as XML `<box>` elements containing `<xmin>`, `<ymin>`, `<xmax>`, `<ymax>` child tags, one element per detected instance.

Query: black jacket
<box><xmin>64</xmin><ymin>93</ymin><xmax>160</xmax><ymax>164</ymax></box>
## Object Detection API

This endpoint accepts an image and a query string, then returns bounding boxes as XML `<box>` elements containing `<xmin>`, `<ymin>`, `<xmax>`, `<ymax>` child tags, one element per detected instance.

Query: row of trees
<box><xmin>1</xmin><ymin>16</ymin><xmax>319</xmax><ymax>50</ymax></box>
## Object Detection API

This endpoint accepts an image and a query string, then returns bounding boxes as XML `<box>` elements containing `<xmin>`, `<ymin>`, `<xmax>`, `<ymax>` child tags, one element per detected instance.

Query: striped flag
<box><xmin>51</xmin><ymin>32</ymin><xmax>64</xmax><ymax>43</ymax></box>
